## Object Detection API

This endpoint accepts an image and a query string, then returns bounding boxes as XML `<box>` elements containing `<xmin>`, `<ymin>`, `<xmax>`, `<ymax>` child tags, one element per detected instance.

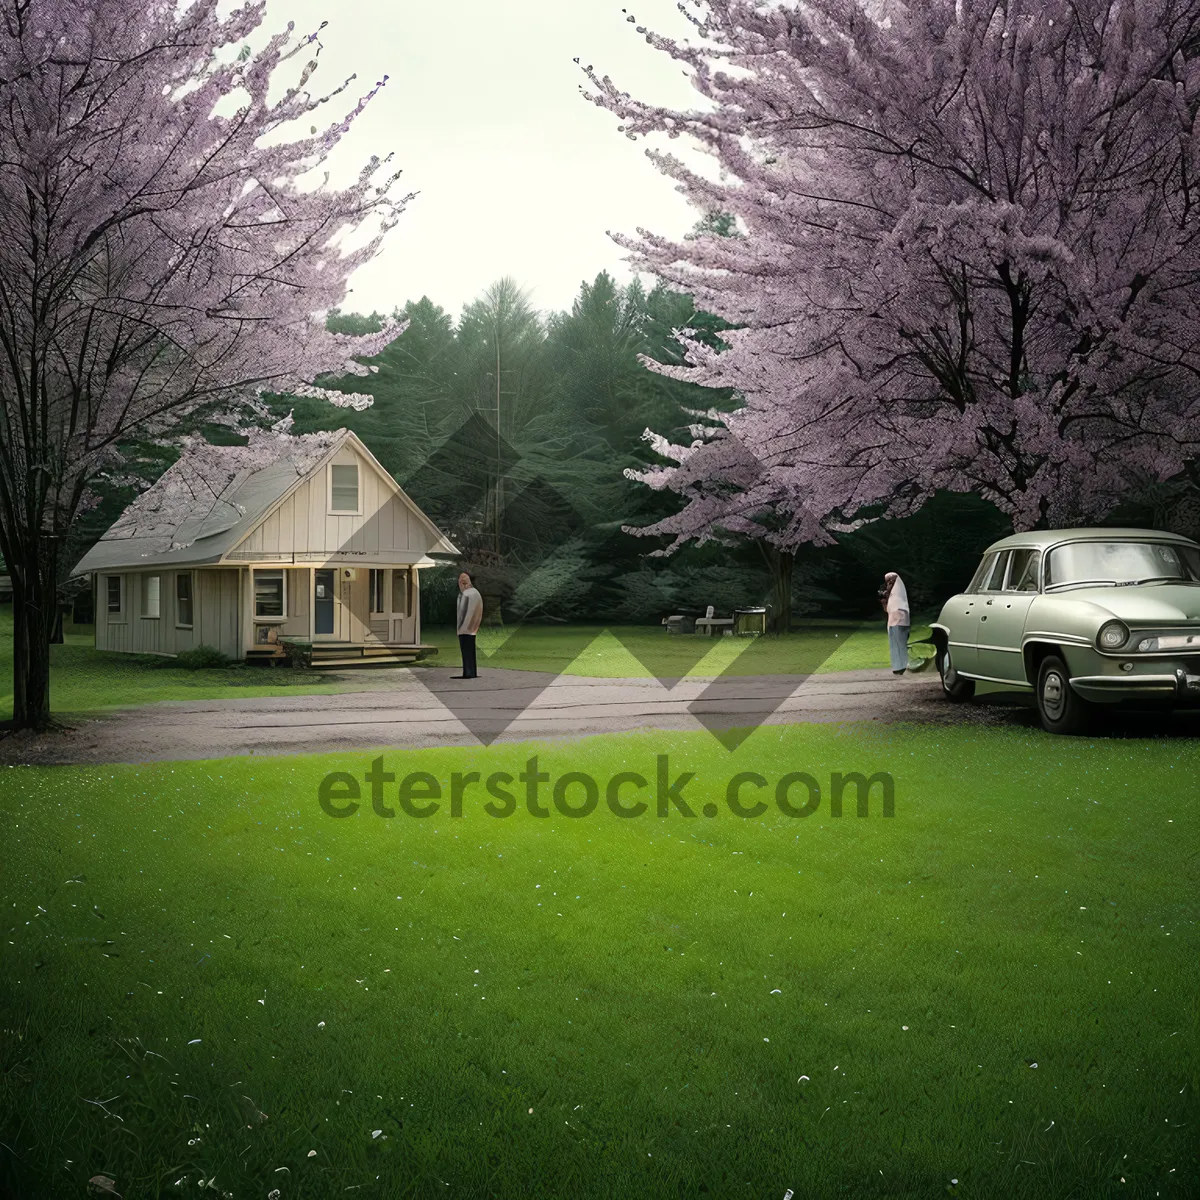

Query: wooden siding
<box><xmin>91</xmin><ymin>565</ymin><xmax>431</xmax><ymax>657</ymax></box>
<box><xmin>275</xmin><ymin>567</ymin><xmax>310</xmax><ymax>637</ymax></box>
<box><xmin>95</xmin><ymin>568</ymin><xmax>240</xmax><ymax>659</ymax></box>
<box><xmin>89</xmin><ymin>440</ymin><xmax>438</xmax><ymax>658</ymax></box>
<box><xmin>287</xmin><ymin>568</ymin><xmax>309</xmax><ymax>619</ymax></box>
<box><xmin>196</xmin><ymin>570</ymin><xmax>242</xmax><ymax>659</ymax></box>
<box><xmin>233</xmin><ymin>446</ymin><xmax>431</xmax><ymax>560</ymax></box>
<box><xmin>343</xmin><ymin>573</ymin><xmax>370</xmax><ymax>642</ymax></box>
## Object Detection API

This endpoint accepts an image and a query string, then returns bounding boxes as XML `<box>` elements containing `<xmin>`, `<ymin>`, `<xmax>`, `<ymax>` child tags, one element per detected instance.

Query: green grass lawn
<box><xmin>1</xmin><ymin>723</ymin><xmax>1195</xmax><ymax>1198</ymax></box>
<box><xmin>379</xmin><ymin>620</ymin><xmax>930</xmax><ymax>679</ymax></box>
<box><xmin>0</xmin><ymin>609</ymin><xmax>931</xmax><ymax>721</ymax></box>
<box><xmin>0</xmin><ymin>611</ymin><xmax>353</xmax><ymax>722</ymax></box>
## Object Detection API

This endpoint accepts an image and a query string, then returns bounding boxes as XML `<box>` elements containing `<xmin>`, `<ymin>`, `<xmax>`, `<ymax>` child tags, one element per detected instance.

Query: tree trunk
<box><xmin>5</xmin><ymin>543</ymin><xmax>57</xmax><ymax>731</ymax></box>
<box><xmin>480</xmin><ymin>594</ymin><xmax>505</xmax><ymax>627</ymax></box>
<box><xmin>759</xmin><ymin>543</ymin><xmax>794</xmax><ymax>635</ymax></box>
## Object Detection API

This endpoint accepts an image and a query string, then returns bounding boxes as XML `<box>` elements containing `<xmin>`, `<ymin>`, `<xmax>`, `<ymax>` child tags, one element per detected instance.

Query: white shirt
<box><xmin>885</xmin><ymin>575</ymin><xmax>909</xmax><ymax>628</ymax></box>
<box><xmin>456</xmin><ymin>587</ymin><xmax>483</xmax><ymax>635</ymax></box>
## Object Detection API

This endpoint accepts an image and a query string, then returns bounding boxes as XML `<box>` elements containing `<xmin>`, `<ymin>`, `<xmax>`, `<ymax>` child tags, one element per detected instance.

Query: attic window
<box><xmin>330</xmin><ymin>464</ymin><xmax>359</xmax><ymax>513</ymax></box>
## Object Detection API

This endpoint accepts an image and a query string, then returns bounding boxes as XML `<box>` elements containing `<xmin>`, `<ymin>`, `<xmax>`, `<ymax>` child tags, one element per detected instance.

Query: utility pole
<box><xmin>494</xmin><ymin>316</ymin><xmax>502</xmax><ymax>556</ymax></box>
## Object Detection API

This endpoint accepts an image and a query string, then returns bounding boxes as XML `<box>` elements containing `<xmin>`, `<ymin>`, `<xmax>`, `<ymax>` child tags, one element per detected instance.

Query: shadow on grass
<box><xmin>969</xmin><ymin>685</ymin><xmax>1200</xmax><ymax>738</ymax></box>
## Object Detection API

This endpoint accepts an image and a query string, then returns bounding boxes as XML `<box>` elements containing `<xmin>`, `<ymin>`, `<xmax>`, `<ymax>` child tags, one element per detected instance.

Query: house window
<box><xmin>330</xmin><ymin>464</ymin><xmax>360</xmax><ymax>512</ymax></box>
<box><xmin>106</xmin><ymin>576</ymin><xmax>123</xmax><ymax>616</ymax></box>
<box><xmin>141</xmin><ymin>575</ymin><xmax>161</xmax><ymax>618</ymax></box>
<box><xmin>391</xmin><ymin>569</ymin><xmax>410</xmax><ymax>616</ymax></box>
<box><xmin>369</xmin><ymin>569</ymin><xmax>386</xmax><ymax>614</ymax></box>
<box><xmin>176</xmin><ymin>572</ymin><xmax>194</xmax><ymax>627</ymax></box>
<box><xmin>254</xmin><ymin>569</ymin><xmax>285</xmax><ymax>618</ymax></box>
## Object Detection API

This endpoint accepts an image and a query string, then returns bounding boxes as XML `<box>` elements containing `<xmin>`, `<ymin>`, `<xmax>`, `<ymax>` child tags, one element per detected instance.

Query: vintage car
<box><xmin>931</xmin><ymin>528</ymin><xmax>1200</xmax><ymax>733</ymax></box>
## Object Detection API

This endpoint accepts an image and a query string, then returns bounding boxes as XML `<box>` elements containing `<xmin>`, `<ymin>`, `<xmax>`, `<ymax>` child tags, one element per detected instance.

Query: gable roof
<box><xmin>72</xmin><ymin>427</ymin><xmax>457</xmax><ymax>576</ymax></box>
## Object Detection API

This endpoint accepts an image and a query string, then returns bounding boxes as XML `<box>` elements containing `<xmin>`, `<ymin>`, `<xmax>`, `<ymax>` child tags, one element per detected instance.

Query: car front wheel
<box><xmin>1036</xmin><ymin>654</ymin><xmax>1092</xmax><ymax>735</ymax></box>
<box><xmin>939</xmin><ymin>644</ymin><xmax>975</xmax><ymax>701</ymax></box>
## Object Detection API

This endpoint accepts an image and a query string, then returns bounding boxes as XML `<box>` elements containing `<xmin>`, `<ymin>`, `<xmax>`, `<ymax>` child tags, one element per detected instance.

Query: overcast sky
<box><xmin>258</xmin><ymin>0</ymin><xmax>713</xmax><ymax>323</ymax></box>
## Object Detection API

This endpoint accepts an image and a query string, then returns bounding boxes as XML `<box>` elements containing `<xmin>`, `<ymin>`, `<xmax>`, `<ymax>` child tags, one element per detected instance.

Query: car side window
<box><xmin>967</xmin><ymin>554</ymin><xmax>997</xmax><ymax>593</ymax></box>
<box><xmin>980</xmin><ymin>550</ymin><xmax>1010</xmax><ymax>592</ymax></box>
<box><xmin>1006</xmin><ymin>549</ymin><xmax>1040</xmax><ymax>592</ymax></box>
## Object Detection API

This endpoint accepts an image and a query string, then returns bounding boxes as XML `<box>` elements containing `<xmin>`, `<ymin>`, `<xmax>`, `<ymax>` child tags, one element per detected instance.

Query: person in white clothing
<box><xmin>882</xmin><ymin>571</ymin><xmax>910</xmax><ymax>675</ymax></box>
<box><xmin>455</xmin><ymin>572</ymin><xmax>483</xmax><ymax>679</ymax></box>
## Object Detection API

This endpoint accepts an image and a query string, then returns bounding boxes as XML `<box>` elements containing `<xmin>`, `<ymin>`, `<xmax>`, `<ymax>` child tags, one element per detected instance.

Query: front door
<box><xmin>314</xmin><ymin>569</ymin><xmax>336</xmax><ymax>637</ymax></box>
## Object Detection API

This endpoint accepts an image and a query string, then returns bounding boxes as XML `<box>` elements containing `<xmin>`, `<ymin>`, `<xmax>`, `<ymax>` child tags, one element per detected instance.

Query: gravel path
<box><xmin>0</xmin><ymin>664</ymin><xmax>1043</xmax><ymax>766</ymax></box>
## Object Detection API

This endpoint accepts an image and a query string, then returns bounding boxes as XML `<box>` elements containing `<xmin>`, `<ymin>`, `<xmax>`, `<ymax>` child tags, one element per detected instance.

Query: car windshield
<box><xmin>1044</xmin><ymin>541</ymin><xmax>1200</xmax><ymax>589</ymax></box>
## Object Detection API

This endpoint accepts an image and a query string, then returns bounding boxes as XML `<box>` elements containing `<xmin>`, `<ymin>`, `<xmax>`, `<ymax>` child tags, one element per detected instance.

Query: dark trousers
<box><xmin>458</xmin><ymin>633</ymin><xmax>477</xmax><ymax>678</ymax></box>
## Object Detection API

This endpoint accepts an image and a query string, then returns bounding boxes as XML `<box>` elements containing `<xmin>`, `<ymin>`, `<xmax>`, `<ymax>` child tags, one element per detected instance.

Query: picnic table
<box><xmin>694</xmin><ymin>605</ymin><xmax>734</xmax><ymax>637</ymax></box>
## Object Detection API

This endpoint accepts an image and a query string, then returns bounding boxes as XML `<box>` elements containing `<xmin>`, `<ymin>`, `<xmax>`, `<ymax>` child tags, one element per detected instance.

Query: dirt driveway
<box><xmin>0</xmin><ymin>665</ymin><xmax>1048</xmax><ymax>766</ymax></box>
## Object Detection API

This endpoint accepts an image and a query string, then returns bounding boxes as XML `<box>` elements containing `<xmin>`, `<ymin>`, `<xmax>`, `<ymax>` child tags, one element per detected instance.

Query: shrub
<box><xmin>279</xmin><ymin>638</ymin><xmax>313</xmax><ymax>670</ymax></box>
<box><xmin>171</xmin><ymin>645</ymin><xmax>231</xmax><ymax>670</ymax></box>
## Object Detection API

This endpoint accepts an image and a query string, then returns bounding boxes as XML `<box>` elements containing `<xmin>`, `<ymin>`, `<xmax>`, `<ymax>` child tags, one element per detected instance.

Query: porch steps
<box><xmin>245</xmin><ymin>647</ymin><xmax>287</xmax><ymax>662</ymax></box>
<box><xmin>309</xmin><ymin>655</ymin><xmax>413</xmax><ymax>668</ymax></box>
<box><xmin>244</xmin><ymin>641</ymin><xmax>438</xmax><ymax>669</ymax></box>
<box><xmin>308</xmin><ymin>642</ymin><xmax>438</xmax><ymax>670</ymax></box>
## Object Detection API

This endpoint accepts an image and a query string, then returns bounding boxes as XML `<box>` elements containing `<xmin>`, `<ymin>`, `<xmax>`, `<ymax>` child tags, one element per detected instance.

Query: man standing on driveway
<box><xmin>455</xmin><ymin>572</ymin><xmax>483</xmax><ymax>679</ymax></box>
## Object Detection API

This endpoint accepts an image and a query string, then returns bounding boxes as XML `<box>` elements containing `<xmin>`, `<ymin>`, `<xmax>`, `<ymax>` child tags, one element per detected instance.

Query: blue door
<box><xmin>314</xmin><ymin>569</ymin><xmax>335</xmax><ymax>636</ymax></box>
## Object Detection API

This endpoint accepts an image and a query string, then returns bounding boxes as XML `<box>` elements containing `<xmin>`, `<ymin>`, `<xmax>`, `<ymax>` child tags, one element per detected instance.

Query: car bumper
<box><xmin>1069</xmin><ymin>666</ymin><xmax>1200</xmax><ymax>704</ymax></box>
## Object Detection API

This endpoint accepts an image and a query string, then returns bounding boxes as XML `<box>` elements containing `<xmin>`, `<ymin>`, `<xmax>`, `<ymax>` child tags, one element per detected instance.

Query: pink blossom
<box><xmin>586</xmin><ymin>0</ymin><xmax>1200</xmax><ymax>544</ymax></box>
<box><xmin>0</xmin><ymin>0</ymin><xmax>411</xmax><ymax>726</ymax></box>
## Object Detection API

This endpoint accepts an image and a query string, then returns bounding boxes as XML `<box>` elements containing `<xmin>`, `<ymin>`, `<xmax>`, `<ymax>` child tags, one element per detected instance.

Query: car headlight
<box><xmin>1135</xmin><ymin>631</ymin><xmax>1200</xmax><ymax>652</ymax></box>
<box><xmin>1098</xmin><ymin>620</ymin><xmax>1130</xmax><ymax>650</ymax></box>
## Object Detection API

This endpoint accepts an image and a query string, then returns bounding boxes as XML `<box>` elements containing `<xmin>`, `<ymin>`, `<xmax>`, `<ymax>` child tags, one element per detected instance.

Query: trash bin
<box><xmin>733</xmin><ymin>607</ymin><xmax>768</xmax><ymax>635</ymax></box>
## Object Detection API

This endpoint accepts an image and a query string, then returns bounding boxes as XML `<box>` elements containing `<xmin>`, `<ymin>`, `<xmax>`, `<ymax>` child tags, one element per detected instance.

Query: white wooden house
<box><xmin>71</xmin><ymin>428</ymin><xmax>457</xmax><ymax>666</ymax></box>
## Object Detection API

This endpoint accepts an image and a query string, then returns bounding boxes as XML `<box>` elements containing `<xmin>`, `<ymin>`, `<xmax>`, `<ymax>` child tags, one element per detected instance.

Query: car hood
<box><xmin>1047</xmin><ymin>584</ymin><xmax>1200</xmax><ymax>623</ymax></box>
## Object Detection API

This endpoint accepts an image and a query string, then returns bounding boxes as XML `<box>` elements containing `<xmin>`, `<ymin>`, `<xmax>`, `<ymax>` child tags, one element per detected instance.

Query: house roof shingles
<box><xmin>72</xmin><ymin>428</ymin><xmax>344</xmax><ymax>576</ymax></box>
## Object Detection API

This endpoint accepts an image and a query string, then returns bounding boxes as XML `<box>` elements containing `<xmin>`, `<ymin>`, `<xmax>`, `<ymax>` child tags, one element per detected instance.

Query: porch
<box><xmin>245</xmin><ymin>639</ymin><xmax>439</xmax><ymax>669</ymax></box>
<box><xmin>240</xmin><ymin>562</ymin><xmax>435</xmax><ymax>666</ymax></box>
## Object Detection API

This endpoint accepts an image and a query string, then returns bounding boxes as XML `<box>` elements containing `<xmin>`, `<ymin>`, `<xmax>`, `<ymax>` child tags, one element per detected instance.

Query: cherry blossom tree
<box><xmin>0</xmin><ymin>0</ymin><xmax>412</xmax><ymax>729</ymax></box>
<box><xmin>585</xmin><ymin>0</ymin><xmax>1200</xmax><ymax>562</ymax></box>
